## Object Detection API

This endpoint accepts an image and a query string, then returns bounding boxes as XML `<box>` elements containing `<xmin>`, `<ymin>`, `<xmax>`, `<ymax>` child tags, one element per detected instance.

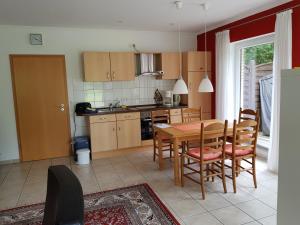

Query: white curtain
<box><xmin>216</xmin><ymin>30</ymin><xmax>234</xmax><ymax>121</ymax></box>
<box><xmin>268</xmin><ymin>9</ymin><xmax>293</xmax><ymax>173</ymax></box>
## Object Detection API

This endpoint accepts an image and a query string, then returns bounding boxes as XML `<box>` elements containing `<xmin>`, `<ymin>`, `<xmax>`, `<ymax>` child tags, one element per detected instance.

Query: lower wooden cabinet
<box><xmin>117</xmin><ymin>119</ymin><xmax>141</xmax><ymax>149</ymax></box>
<box><xmin>90</xmin><ymin>121</ymin><xmax>117</xmax><ymax>152</ymax></box>
<box><xmin>89</xmin><ymin>112</ymin><xmax>141</xmax><ymax>153</ymax></box>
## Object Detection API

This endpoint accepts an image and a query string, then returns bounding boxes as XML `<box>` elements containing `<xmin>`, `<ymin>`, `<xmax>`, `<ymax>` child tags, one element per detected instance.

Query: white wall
<box><xmin>0</xmin><ymin>25</ymin><xmax>196</xmax><ymax>162</ymax></box>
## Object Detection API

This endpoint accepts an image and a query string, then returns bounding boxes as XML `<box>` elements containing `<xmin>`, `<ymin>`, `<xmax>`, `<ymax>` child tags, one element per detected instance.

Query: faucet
<box><xmin>109</xmin><ymin>100</ymin><xmax>121</xmax><ymax>110</ymax></box>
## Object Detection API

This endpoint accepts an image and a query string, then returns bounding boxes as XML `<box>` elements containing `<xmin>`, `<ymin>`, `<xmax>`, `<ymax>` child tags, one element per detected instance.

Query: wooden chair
<box><xmin>182</xmin><ymin>107</ymin><xmax>202</xmax><ymax>149</ymax></box>
<box><xmin>239</xmin><ymin>108</ymin><xmax>259</xmax><ymax>123</ymax></box>
<box><xmin>180</xmin><ymin>121</ymin><xmax>228</xmax><ymax>200</ymax></box>
<box><xmin>181</xmin><ymin>107</ymin><xmax>202</xmax><ymax>122</ymax></box>
<box><xmin>225</xmin><ymin>118</ymin><xmax>259</xmax><ymax>193</ymax></box>
<box><xmin>152</xmin><ymin>109</ymin><xmax>173</xmax><ymax>162</ymax></box>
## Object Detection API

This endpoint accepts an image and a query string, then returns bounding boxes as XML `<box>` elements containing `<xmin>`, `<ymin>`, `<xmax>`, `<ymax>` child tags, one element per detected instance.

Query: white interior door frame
<box><xmin>231</xmin><ymin>33</ymin><xmax>275</xmax><ymax>117</ymax></box>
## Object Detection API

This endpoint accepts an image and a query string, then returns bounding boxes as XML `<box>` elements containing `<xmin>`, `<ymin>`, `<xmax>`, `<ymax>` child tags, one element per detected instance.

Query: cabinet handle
<box><xmin>118</xmin><ymin>127</ymin><xmax>120</xmax><ymax>131</ymax></box>
<box><xmin>189</xmin><ymin>82</ymin><xmax>192</xmax><ymax>90</ymax></box>
<box><xmin>112</xmin><ymin>127</ymin><xmax>115</xmax><ymax>131</ymax></box>
<box><xmin>112</xmin><ymin>72</ymin><xmax>116</xmax><ymax>80</ymax></box>
<box><xmin>107</xmin><ymin>72</ymin><xmax>110</xmax><ymax>80</ymax></box>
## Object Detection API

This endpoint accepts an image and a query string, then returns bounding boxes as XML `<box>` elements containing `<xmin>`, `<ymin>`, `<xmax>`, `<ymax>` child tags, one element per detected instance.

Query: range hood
<box><xmin>135</xmin><ymin>53</ymin><xmax>164</xmax><ymax>76</ymax></box>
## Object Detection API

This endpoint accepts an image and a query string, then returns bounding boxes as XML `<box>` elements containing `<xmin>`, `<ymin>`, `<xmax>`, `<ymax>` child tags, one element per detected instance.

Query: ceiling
<box><xmin>0</xmin><ymin>0</ymin><xmax>291</xmax><ymax>33</ymax></box>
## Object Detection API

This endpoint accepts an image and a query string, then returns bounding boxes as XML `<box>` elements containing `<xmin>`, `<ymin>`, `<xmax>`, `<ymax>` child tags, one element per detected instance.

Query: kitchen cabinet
<box><xmin>183</xmin><ymin>51</ymin><xmax>211</xmax><ymax>72</ymax></box>
<box><xmin>83</xmin><ymin>52</ymin><xmax>135</xmax><ymax>81</ymax></box>
<box><xmin>159</xmin><ymin>52</ymin><xmax>180</xmax><ymax>80</ymax></box>
<box><xmin>110</xmin><ymin>52</ymin><xmax>135</xmax><ymax>81</ymax></box>
<box><xmin>170</xmin><ymin>109</ymin><xmax>182</xmax><ymax>124</ymax></box>
<box><xmin>89</xmin><ymin>115</ymin><xmax>117</xmax><ymax>152</ymax></box>
<box><xmin>182</xmin><ymin>51</ymin><xmax>212</xmax><ymax>117</ymax></box>
<box><xmin>83</xmin><ymin>52</ymin><xmax>111</xmax><ymax>81</ymax></box>
<box><xmin>116</xmin><ymin>112</ymin><xmax>141</xmax><ymax>149</ymax></box>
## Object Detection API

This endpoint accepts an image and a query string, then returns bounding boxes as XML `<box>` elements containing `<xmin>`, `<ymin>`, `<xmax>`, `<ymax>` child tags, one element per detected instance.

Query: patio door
<box><xmin>232</xmin><ymin>34</ymin><xmax>274</xmax><ymax>148</ymax></box>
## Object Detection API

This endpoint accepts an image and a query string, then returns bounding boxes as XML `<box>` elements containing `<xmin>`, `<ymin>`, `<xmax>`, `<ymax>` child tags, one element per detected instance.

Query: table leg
<box><xmin>173</xmin><ymin>138</ymin><xmax>180</xmax><ymax>186</ymax></box>
<box><xmin>158</xmin><ymin>133</ymin><xmax>164</xmax><ymax>170</ymax></box>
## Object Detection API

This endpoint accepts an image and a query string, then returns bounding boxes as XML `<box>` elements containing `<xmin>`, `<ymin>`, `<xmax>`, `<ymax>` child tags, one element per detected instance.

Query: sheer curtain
<box><xmin>268</xmin><ymin>9</ymin><xmax>293</xmax><ymax>173</ymax></box>
<box><xmin>216</xmin><ymin>30</ymin><xmax>234</xmax><ymax>121</ymax></box>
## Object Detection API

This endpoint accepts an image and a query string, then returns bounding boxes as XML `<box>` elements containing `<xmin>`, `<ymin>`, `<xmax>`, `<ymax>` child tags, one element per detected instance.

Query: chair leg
<box><xmin>252</xmin><ymin>156</ymin><xmax>257</xmax><ymax>188</ymax></box>
<box><xmin>235</xmin><ymin>160</ymin><xmax>239</xmax><ymax>177</ymax></box>
<box><xmin>200</xmin><ymin>163</ymin><xmax>205</xmax><ymax>200</ymax></box>
<box><xmin>221</xmin><ymin>160</ymin><xmax>227</xmax><ymax>194</ymax></box>
<box><xmin>206</xmin><ymin>164</ymin><xmax>210</xmax><ymax>181</ymax></box>
<box><xmin>232</xmin><ymin>159</ymin><xmax>237</xmax><ymax>193</ymax></box>
<box><xmin>212</xmin><ymin>163</ymin><xmax>215</xmax><ymax>182</ymax></box>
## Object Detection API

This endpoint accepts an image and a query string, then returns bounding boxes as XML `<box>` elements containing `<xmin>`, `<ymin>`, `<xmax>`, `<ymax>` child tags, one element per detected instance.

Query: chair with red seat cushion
<box><xmin>225</xmin><ymin>118</ymin><xmax>259</xmax><ymax>193</ymax></box>
<box><xmin>180</xmin><ymin>121</ymin><xmax>228</xmax><ymax>200</ymax></box>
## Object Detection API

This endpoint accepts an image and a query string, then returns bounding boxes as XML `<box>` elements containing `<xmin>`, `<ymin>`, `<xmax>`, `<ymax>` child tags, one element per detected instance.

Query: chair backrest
<box><xmin>182</xmin><ymin>107</ymin><xmax>202</xmax><ymax>123</ymax></box>
<box><xmin>151</xmin><ymin>109</ymin><xmax>170</xmax><ymax>125</ymax></box>
<box><xmin>43</xmin><ymin>165</ymin><xmax>84</xmax><ymax>225</ymax></box>
<box><xmin>231</xmin><ymin>118</ymin><xmax>259</xmax><ymax>157</ymax></box>
<box><xmin>198</xmin><ymin>121</ymin><xmax>228</xmax><ymax>162</ymax></box>
<box><xmin>238</xmin><ymin>108</ymin><xmax>259</xmax><ymax>123</ymax></box>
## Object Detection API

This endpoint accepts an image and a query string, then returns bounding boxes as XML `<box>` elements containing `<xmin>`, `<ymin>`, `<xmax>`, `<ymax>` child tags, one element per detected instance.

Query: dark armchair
<box><xmin>43</xmin><ymin>165</ymin><xmax>84</xmax><ymax>225</ymax></box>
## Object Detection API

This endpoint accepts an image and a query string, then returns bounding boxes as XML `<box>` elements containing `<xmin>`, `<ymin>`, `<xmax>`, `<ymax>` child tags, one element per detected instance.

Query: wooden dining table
<box><xmin>155</xmin><ymin>119</ymin><xmax>233</xmax><ymax>186</ymax></box>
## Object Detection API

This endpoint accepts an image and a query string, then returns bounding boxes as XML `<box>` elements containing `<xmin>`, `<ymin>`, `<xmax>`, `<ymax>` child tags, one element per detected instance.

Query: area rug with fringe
<box><xmin>0</xmin><ymin>183</ymin><xmax>179</xmax><ymax>225</ymax></box>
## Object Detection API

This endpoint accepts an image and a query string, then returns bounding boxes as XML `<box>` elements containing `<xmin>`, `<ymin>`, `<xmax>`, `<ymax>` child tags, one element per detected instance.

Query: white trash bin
<box><xmin>76</xmin><ymin>148</ymin><xmax>90</xmax><ymax>165</ymax></box>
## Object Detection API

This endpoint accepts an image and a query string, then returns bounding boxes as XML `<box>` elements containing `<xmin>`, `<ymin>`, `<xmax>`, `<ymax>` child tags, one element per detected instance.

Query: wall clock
<box><xmin>30</xmin><ymin>33</ymin><xmax>43</xmax><ymax>45</ymax></box>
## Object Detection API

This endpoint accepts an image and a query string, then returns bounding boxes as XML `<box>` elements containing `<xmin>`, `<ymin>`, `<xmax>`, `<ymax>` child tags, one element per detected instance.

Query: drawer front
<box><xmin>89</xmin><ymin>114</ymin><xmax>116</xmax><ymax>123</ymax></box>
<box><xmin>116</xmin><ymin>112</ymin><xmax>140</xmax><ymax>121</ymax></box>
<box><xmin>170</xmin><ymin>109</ymin><xmax>182</xmax><ymax>116</ymax></box>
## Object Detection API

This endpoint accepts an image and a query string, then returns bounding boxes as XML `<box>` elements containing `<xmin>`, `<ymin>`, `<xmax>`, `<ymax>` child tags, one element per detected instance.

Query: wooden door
<box><xmin>187</xmin><ymin>52</ymin><xmax>211</xmax><ymax>72</ymax></box>
<box><xmin>161</xmin><ymin>52</ymin><xmax>180</xmax><ymax>80</ymax></box>
<box><xmin>90</xmin><ymin>122</ymin><xmax>117</xmax><ymax>152</ymax></box>
<box><xmin>83</xmin><ymin>52</ymin><xmax>111</xmax><ymax>81</ymax></box>
<box><xmin>110</xmin><ymin>52</ymin><xmax>135</xmax><ymax>81</ymax></box>
<box><xmin>10</xmin><ymin>55</ymin><xmax>71</xmax><ymax>161</ymax></box>
<box><xmin>117</xmin><ymin>119</ymin><xmax>141</xmax><ymax>149</ymax></box>
<box><xmin>188</xmin><ymin>71</ymin><xmax>212</xmax><ymax>112</ymax></box>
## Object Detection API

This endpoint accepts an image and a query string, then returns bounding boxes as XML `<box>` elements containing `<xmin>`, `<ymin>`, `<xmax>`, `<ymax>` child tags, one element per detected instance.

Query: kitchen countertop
<box><xmin>76</xmin><ymin>104</ymin><xmax>188</xmax><ymax>116</ymax></box>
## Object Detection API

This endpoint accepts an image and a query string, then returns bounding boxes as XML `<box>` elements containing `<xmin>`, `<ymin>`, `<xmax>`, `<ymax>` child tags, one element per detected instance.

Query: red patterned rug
<box><xmin>0</xmin><ymin>183</ymin><xmax>180</xmax><ymax>225</ymax></box>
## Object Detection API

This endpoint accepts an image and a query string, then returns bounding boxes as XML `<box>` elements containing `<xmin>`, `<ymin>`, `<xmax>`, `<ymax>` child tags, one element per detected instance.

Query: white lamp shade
<box><xmin>198</xmin><ymin>75</ymin><xmax>214</xmax><ymax>92</ymax></box>
<box><xmin>173</xmin><ymin>77</ymin><xmax>188</xmax><ymax>94</ymax></box>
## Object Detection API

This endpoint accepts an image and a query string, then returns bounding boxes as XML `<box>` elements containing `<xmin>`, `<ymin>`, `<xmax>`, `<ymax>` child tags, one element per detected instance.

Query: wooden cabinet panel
<box><xmin>110</xmin><ymin>52</ymin><xmax>135</xmax><ymax>81</ymax></box>
<box><xmin>187</xmin><ymin>72</ymin><xmax>212</xmax><ymax>112</ymax></box>
<box><xmin>171</xmin><ymin>115</ymin><xmax>182</xmax><ymax>124</ymax></box>
<box><xmin>89</xmin><ymin>114</ymin><xmax>116</xmax><ymax>123</ymax></box>
<box><xmin>90</xmin><ymin>122</ymin><xmax>117</xmax><ymax>152</ymax></box>
<box><xmin>186</xmin><ymin>51</ymin><xmax>211</xmax><ymax>72</ymax></box>
<box><xmin>117</xmin><ymin>119</ymin><xmax>141</xmax><ymax>149</ymax></box>
<box><xmin>170</xmin><ymin>108</ymin><xmax>182</xmax><ymax>116</ymax></box>
<box><xmin>202</xmin><ymin>112</ymin><xmax>212</xmax><ymax>120</ymax></box>
<box><xmin>161</xmin><ymin>52</ymin><xmax>180</xmax><ymax>80</ymax></box>
<box><xmin>116</xmin><ymin>112</ymin><xmax>140</xmax><ymax>121</ymax></box>
<box><xmin>83</xmin><ymin>52</ymin><xmax>111</xmax><ymax>81</ymax></box>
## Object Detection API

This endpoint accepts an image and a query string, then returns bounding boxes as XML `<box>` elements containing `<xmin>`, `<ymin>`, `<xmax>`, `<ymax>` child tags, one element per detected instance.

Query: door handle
<box><xmin>107</xmin><ymin>72</ymin><xmax>110</xmax><ymax>80</ymax></box>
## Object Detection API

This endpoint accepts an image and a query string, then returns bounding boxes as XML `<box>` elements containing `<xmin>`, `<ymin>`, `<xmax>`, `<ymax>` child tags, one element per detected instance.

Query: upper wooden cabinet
<box><xmin>110</xmin><ymin>52</ymin><xmax>135</xmax><ymax>81</ymax></box>
<box><xmin>83</xmin><ymin>52</ymin><xmax>111</xmax><ymax>82</ymax></box>
<box><xmin>83</xmin><ymin>52</ymin><xmax>135</xmax><ymax>82</ymax></box>
<box><xmin>160</xmin><ymin>52</ymin><xmax>180</xmax><ymax>80</ymax></box>
<box><xmin>182</xmin><ymin>51</ymin><xmax>211</xmax><ymax>72</ymax></box>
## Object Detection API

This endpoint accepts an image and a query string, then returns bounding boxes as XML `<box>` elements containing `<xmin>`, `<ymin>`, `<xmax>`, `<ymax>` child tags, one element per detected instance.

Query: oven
<box><xmin>140</xmin><ymin>111</ymin><xmax>153</xmax><ymax>140</ymax></box>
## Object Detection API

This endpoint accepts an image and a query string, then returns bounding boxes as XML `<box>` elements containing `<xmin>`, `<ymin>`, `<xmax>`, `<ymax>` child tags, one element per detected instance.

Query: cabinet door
<box><xmin>83</xmin><ymin>52</ymin><xmax>111</xmax><ymax>81</ymax></box>
<box><xmin>110</xmin><ymin>52</ymin><xmax>135</xmax><ymax>81</ymax></box>
<box><xmin>90</xmin><ymin>122</ymin><xmax>117</xmax><ymax>152</ymax></box>
<box><xmin>161</xmin><ymin>52</ymin><xmax>180</xmax><ymax>80</ymax></box>
<box><xmin>188</xmin><ymin>72</ymin><xmax>212</xmax><ymax>113</ymax></box>
<box><xmin>187</xmin><ymin>52</ymin><xmax>211</xmax><ymax>72</ymax></box>
<box><xmin>117</xmin><ymin>119</ymin><xmax>141</xmax><ymax>149</ymax></box>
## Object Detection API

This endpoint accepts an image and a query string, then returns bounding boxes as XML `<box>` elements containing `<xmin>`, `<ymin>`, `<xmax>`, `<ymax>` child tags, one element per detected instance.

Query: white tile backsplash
<box><xmin>72</xmin><ymin>75</ymin><xmax>176</xmax><ymax>136</ymax></box>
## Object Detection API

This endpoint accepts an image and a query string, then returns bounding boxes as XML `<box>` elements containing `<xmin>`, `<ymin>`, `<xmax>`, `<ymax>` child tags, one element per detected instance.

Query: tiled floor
<box><xmin>0</xmin><ymin>146</ymin><xmax>278</xmax><ymax>225</ymax></box>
